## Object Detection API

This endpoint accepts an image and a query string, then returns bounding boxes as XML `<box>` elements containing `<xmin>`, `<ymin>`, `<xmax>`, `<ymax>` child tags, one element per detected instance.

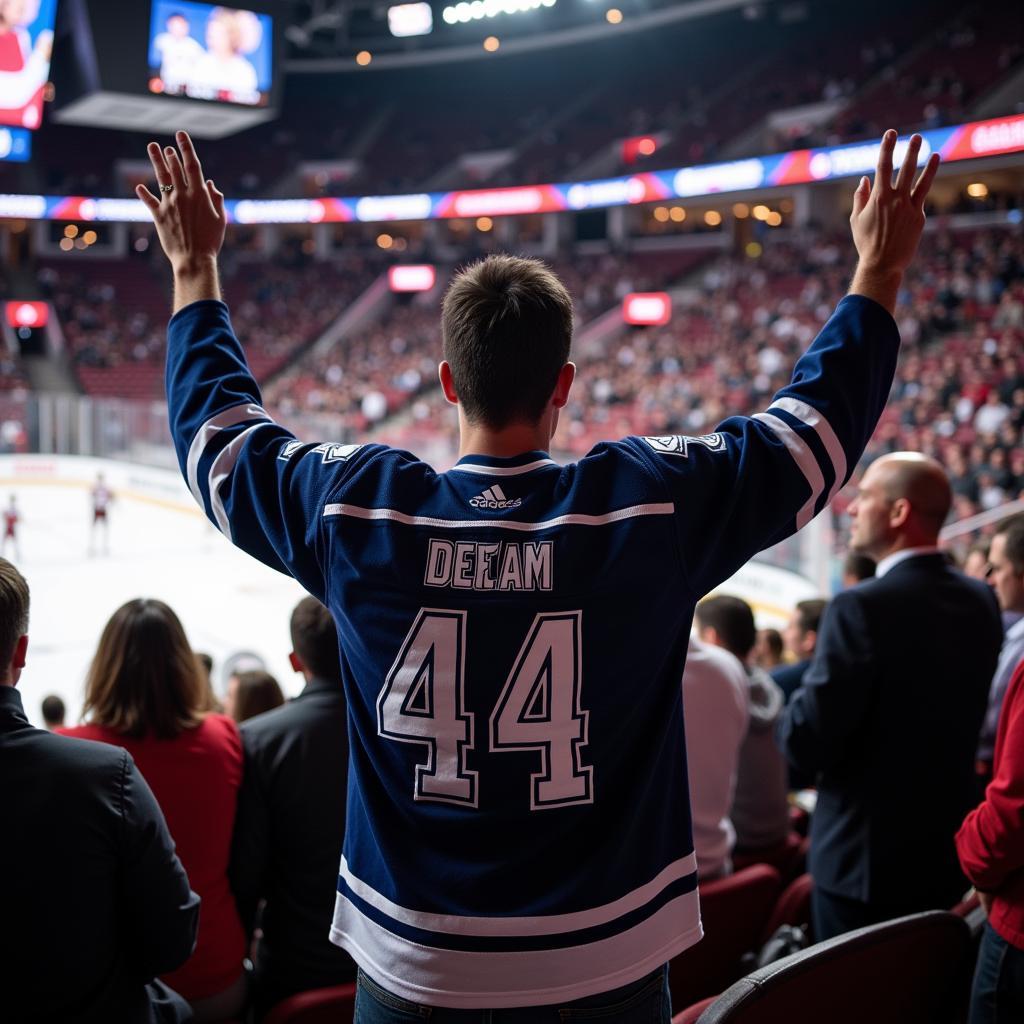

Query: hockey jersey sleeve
<box><xmin>625</xmin><ymin>294</ymin><xmax>899</xmax><ymax>597</ymax></box>
<box><xmin>166</xmin><ymin>299</ymin><xmax>378</xmax><ymax>604</ymax></box>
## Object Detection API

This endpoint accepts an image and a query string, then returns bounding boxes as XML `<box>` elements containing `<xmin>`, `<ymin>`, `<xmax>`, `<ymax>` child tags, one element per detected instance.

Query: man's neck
<box><xmin>867</xmin><ymin>534</ymin><xmax>938</xmax><ymax>564</ymax></box>
<box><xmin>457</xmin><ymin>420</ymin><xmax>552</xmax><ymax>460</ymax></box>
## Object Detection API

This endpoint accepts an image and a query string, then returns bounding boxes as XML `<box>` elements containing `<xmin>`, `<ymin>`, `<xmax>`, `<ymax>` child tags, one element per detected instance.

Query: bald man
<box><xmin>777</xmin><ymin>452</ymin><xmax>1002</xmax><ymax>940</ymax></box>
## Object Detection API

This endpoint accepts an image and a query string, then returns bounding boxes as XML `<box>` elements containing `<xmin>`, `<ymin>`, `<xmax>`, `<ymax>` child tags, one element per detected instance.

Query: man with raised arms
<box><xmin>140</xmin><ymin>129</ymin><xmax>937</xmax><ymax>1021</ymax></box>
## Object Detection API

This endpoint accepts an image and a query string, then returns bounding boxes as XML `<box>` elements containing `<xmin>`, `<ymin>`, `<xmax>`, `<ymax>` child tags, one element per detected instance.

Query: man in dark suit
<box><xmin>773</xmin><ymin>598</ymin><xmax>827</xmax><ymax>704</ymax></box>
<box><xmin>230</xmin><ymin>596</ymin><xmax>356</xmax><ymax>1018</ymax></box>
<box><xmin>778</xmin><ymin>453</ymin><xmax>1002</xmax><ymax>941</ymax></box>
<box><xmin>0</xmin><ymin>558</ymin><xmax>199</xmax><ymax>1022</ymax></box>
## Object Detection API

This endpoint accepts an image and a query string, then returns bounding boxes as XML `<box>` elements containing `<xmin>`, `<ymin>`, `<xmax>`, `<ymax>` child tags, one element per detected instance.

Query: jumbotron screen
<box><xmin>147</xmin><ymin>1</ymin><xmax>273</xmax><ymax>107</ymax></box>
<box><xmin>0</xmin><ymin>0</ymin><xmax>58</xmax><ymax>129</ymax></box>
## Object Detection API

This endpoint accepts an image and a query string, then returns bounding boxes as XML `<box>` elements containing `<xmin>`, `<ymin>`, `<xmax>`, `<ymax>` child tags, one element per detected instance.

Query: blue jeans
<box><xmin>969</xmin><ymin>921</ymin><xmax>1024</xmax><ymax>1024</ymax></box>
<box><xmin>354</xmin><ymin>966</ymin><xmax>671</xmax><ymax>1023</ymax></box>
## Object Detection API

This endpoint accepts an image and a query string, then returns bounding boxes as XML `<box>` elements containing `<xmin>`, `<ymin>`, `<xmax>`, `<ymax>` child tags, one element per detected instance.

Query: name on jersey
<box><xmin>424</xmin><ymin>538</ymin><xmax>553</xmax><ymax>592</ymax></box>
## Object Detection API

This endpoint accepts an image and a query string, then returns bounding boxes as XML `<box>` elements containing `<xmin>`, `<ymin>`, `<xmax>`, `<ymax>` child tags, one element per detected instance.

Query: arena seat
<box><xmin>262</xmin><ymin>982</ymin><xmax>357</xmax><ymax>1024</ymax></box>
<box><xmin>691</xmin><ymin>910</ymin><xmax>971</xmax><ymax>1024</ymax></box>
<box><xmin>732</xmin><ymin>832</ymin><xmax>807</xmax><ymax>883</ymax></box>
<box><xmin>668</xmin><ymin>865</ymin><xmax>782</xmax><ymax>1008</ymax></box>
<box><xmin>759</xmin><ymin>872</ymin><xmax>814</xmax><ymax>946</ymax></box>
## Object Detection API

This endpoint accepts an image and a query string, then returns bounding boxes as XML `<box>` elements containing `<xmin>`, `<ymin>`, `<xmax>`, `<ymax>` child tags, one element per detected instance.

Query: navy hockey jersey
<box><xmin>167</xmin><ymin>294</ymin><xmax>899</xmax><ymax>1007</ymax></box>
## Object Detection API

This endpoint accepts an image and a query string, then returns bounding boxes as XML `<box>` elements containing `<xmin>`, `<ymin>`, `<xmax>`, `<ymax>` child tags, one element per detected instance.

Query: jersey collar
<box><xmin>450</xmin><ymin>451</ymin><xmax>557</xmax><ymax>477</ymax></box>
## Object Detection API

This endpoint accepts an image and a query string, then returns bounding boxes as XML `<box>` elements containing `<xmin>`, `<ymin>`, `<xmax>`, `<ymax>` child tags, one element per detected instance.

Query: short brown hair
<box><xmin>231</xmin><ymin>670</ymin><xmax>284</xmax><ymax>723</ymax></box>
<box><xmin>695</xmin><ymin>594</ymin><xmax>757</xmax><ymax>660</ymax></box>
<box><xmin>82</xmin><ymin>599</ymin><xmax>205</xmax><ymax>739</ymax></box>
<box><xmin>441</xmin><ymin>254</ymin><xmax>574</xmax><ymax>429</ymax></box>
<box><xmin>794</xmin><ymin>599</ymin><xmax>827</xmax><ymax>636</ymax></box>
<box><xmin>290</xmin><ymin>596</ymin><xmax>340</xmax><ymax>681</ymax></box>
<box><xmin>0</xmin><ymin>558</ymin><xmax>28</xmax><ymax>672</ymax></box>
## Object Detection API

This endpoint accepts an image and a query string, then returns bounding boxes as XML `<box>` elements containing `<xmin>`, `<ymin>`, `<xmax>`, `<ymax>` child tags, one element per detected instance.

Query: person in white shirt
<box><xmin>682</xmin><ymin>636</ymin><xmax>750</xmax><ymax>880</ymax></box>
<box><xmin>192</xmin><ymin>7</ymin><xmax>259</xmax><ymax>102</ymax></box>
<box><xmin>154</xmin><ymin>12</ymin><xmax>204</xmax><ymax>94</ymax></box>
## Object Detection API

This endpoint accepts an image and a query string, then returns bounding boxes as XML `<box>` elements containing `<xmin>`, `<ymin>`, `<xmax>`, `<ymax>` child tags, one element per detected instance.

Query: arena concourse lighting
<box><xmin>388</xmin><ymin>3</ymin><xmax>434</xmax><ymax>37</ymax></box>
<box><xmin>442</xmin><ymin>0</ymin><xmax>556</xmax><ymax>25</ymax></box>
<box><xmin>622</xmin><ymin>293</ymin><xmax>671</xmax><ymax>326</ymax></box>
<box><xmin>389</xmin><ymin>265</ymin><xmax>437</xmax><ymax>292</ymax></box>
<box><xmin>5</xmin><ymin>301</ymin><xmax>48</xmax><ymax>329</ymax></box>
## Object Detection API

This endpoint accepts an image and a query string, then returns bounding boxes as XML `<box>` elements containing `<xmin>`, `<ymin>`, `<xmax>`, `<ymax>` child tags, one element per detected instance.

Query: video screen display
<box><xmin>148</xmin><ymin>1</ymin><xmax>272</xmax><ymax>107</ymax></box>
<box><xmin>0</xmin><ymin>0</ymin><xmax>58</xmax><ymax>129</ymax></box>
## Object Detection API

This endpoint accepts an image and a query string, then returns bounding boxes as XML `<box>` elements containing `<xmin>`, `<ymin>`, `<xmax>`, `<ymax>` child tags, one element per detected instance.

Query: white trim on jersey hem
<box><xmin>322</xmin><ymin>502</ymin><xmax>675</xmax><ymax>531</ymax></box>
<box><xmin>449</xmin><ymin>459</ymin><xmax>557</xmax><ymax>477</ymax></box>
<box><xmin>766</xmin><ymin>397</ymin><xmax>847</xmax><ymax>506</ymax></box>
<box><xmin>338</xmin><ymin>852</ymin><xmax>697</xmax><ymax>936</ymax></box>
<box><xmin>329</xmin><ymin>890</ymin><xmax>702</xmax><ymax>1009</ymax></box>
<box><xmin>186</xmin><ymin>402</ymin><xmax>270</xmax><ymax>510</ymax></box>
<box><xmin>752</xmin><ymin>412</ymin><xmax>824</xmax><ymax>530</ymax></box>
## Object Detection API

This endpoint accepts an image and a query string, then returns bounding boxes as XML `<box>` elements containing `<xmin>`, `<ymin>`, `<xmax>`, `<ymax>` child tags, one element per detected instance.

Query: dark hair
<box><xmin>41</xmin><ymin>694</ymin><xmax>65</xmax><ymax>727</ymax></box>
<box><xmin>83</xmin><ymin>599</ymin><xmax>205</xmax><ymax>740</ymax></box>
<box><xmin>695</xmin><ymin>595</ymin><xmax>757</xmax><ymax>660</ymax></box>
<box><xmin>0</xmin><ymin>557</ymin><xmax>28</xmax><ymax>672</ymax></box>
<box><xmin>290</xmin><ymin>596</ymin><xmax>341</xmax><ymax>681</ymax></box>
<box><xmin>794</xmin><ymin>599</ymin><xmax>827</xmax><ymax>636</ymax></box>
<box><xmin>196</xmin><ymin>651</ymin><xmax>213</xmax><ymax>677</ymax></box>
<box><xmin>996</xmin><ymin>514</ymin><xmax>1024</xmax><ymax>574</ymax></box>
<box><xmin>843</xmin><ymin>551</ymin><xmax>876</xmax><ymax>582</ymax></box>
<box><xmin>441</xmin><ymin>254</ymin><xmax>574</xmax><ymax>429</ymax></box>
<box><xmin>230</xmin><ymin>670</ymin><xmax>284</xmax><ymax>723</ymax></box>
<box><xmin>760</xmin><ymin>628</ymin><xmax>783</xmax><ymax>660</ymax></box>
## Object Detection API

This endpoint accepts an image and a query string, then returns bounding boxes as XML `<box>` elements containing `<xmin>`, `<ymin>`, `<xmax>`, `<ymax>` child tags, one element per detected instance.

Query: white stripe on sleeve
<box><xmin>206</xmin><ymin>421</ymin><xmax>276</xmax><ymax>540</ymax></box>
<box><xmin>767</xmin><ymin>397</ymin><xmax>847</xmax><ymax>507</ymax></box>
<box><xmin>186</xmin><ymin>403</ymin><xmax>271</xmax><ymax>510</ymax></box>
<box><xmin>752</xmin><ymin>412</ymin><xmax>824</xmax><ymax>530</ymax></box>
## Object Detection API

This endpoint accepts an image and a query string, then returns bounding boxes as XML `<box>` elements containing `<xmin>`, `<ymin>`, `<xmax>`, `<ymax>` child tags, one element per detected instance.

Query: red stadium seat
<box><xmin>668</xmin><ymin>865</ymin><xmax>782</xmax><ymax>1008</ymax></box>
<box><xmin>263</xmin><ymin>983</ymin><xmax>357</xmax><ymax>1024</ymax></box>
<box><xmin>760</xmin><ymin>872</ymin><xmax>814</xmax><ymax>945</ymax></box>
<box><xmin>732</xmin><ymin>832</ymin><xmax>807</xmax><ymax>883</ymax></box>
<box><xmin>673</xmin><ymin>996</ymin><xmax>718</xmax><ymax>1023</ymax></box>
<box><xmin>690</xmin><ymin>911</ymin><xmax>971</xmax><ymax>1024</ymax></box>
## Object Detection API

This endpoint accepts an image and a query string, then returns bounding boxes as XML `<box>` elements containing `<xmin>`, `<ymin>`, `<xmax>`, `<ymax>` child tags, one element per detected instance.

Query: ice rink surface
<box><xmin>3</xmin><ymin>459</ymin><xmax>307</xmax><ymax>729</ymax></box>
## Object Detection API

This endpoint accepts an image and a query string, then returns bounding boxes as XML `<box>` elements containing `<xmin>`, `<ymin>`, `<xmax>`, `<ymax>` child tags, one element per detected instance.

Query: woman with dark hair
<box><xmin>61</xmin><ymin>599</ymin><xmax>246</xmax><ymax>1022</ymax></box>
<box><xmin>224</xmin><ymin>668</ymin><xmax>284</xmax><ymax>723</ymax></box>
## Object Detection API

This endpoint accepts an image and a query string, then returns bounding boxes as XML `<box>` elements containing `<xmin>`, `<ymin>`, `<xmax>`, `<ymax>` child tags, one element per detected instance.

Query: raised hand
<box><xmin>849</xmin><ymin>130</ymin><xmax>940</xmax><ymax>313</ymax></box>
<box><xmin>137</xmin><ymin>131</ymin><xmax>227</xmax><ymax>278</ymax></box>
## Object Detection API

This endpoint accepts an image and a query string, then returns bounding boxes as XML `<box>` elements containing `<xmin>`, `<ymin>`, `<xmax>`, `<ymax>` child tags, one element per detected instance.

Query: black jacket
<box><xmin>0</xmin><ymin>686</ymin><xmax>199</xmax><ymax>1023</ymax></box>
<box><xmin>229</xmin><ymin>677</ymin><xmax>356</xmax><ymax>1014</ymax></box>
<box><xmin>778</xmin><ymin>554</ymin><xmax>1002</xmax><ymax>910</ymax></box>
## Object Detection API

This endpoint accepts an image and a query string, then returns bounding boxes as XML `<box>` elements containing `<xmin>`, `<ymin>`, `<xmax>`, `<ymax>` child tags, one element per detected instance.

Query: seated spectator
<box><xmin>40</xmin><ymin>692</ymin><xmax>65</xmax><ymax>729</ymax></box>
<box><xmin>696</xmin><ymin>595</ymin><xmax>791</xmax><ymax>853</ymax></box>
<box><xmin>977</xmin><ymin>515</ymin><xmax>1024</xmax><ymax>784</ymax></box>
<box><xmin>1</xmin><ymin>561</ymin><xmax>199</xmax><ymax>1023</ymax></box>
<box><xmin>61</xmin><ymin>599</ymin><xmax>246</xmax><ymax>1022</ymax></box>
<box><xmin>230</xmin><ymin>597</ymin><xmax>357</xmax><ymax>1018</ymax></box>
<box><xmin>956</xmin><ymin>656</ymin><xmax>1024</xmax><ymax>1024</ymax></box>
<box><xmin>841</xmin><ymin>550</ymin><xmax>876</xmax><ymax>588</ymax></box>
<box><xmin>753</xmin><ymin>627</ymin><xmax>785</xmax><ymax>670</ymax></box>
<box><xmin>964</xmin><ymin>541</ymin><xmax>991</xmax><ymax>581</ymax></box>
<box><xmin>224</xmin><ymin>668</ymin><xmax>285</xmax><ymax>723</ymax></box>
<box><xmin>773</xmin><ymin>598</ymin><xmax>827</xmax><ymax>704</ymax></box>
<box><xmin>778</xmin><ymin>453</ymin><xmax>1002</xmax><ymax>940</ymax></box>
<box><xmin>681</xmin><ymin>636</ymin><xmax>749</xmax><ymax>880</ymax></box>
<box><xmin>195</xmin><ymin>650</ymin><xmax>223</xmax><ymax>712</ymax></box>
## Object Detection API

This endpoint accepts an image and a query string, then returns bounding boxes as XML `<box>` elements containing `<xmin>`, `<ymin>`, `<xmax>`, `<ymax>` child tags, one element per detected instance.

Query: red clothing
<box><xmin>60</xmin><ymin>714</ymin><xmax>245</xmax><ymax>999</ymax></box>
<box><xmin>956</xmin><ymin>658</ymin><xmax>1024</xmax><ymax>950</ymax></box>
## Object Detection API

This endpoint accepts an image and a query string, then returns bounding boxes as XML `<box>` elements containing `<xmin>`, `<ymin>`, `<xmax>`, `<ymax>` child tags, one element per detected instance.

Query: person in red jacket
<box><xmin>956</xmin><ymin>656</ymin><xmax>1024</xmax><ymax>1024</ymax></box>
<box><xmin>62</xmin><ymin>598</ymin><xmax>246</xmax><ymax>1022</ymax></box>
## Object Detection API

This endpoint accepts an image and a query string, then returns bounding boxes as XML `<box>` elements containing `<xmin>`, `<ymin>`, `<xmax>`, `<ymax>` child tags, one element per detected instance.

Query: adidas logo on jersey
<box><xmin>469</xmin><ymin>484</ymin><xmax>522</xmax><ymax>510</ymax></box>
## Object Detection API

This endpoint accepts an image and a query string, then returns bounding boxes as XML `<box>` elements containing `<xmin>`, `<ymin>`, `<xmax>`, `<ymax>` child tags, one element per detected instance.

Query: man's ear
<box><xmin>890</xmin><ymin>497</ymin><xmax>912</xmax><ymax>529</ymax></box>
<box><xmin>802</xmin><ymin>629</ymin><xmax>817</xmax><ymax>656</ymax></box>
<box><xmin>439</xmin><ymin>361</ymin><xmax>459</xmax><ymax>406</ymax></box>
<box><xmin>551</xmin><ymin>362</ymin><xmax>576</xmax><ymax>410</ymax></box>
<box><xmin>12</xmin><ymin>634</ymin><xmax>27</xmax><ymax>671</ymax></box>
<box><xmin>288</xmin><ymin>651</ymin><xmax>304</xmax><ymax>674</ymax></box>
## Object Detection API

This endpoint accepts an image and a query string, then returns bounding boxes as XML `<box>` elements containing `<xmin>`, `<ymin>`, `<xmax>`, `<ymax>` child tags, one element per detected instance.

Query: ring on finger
<box><xmin>159</xmin><ymin>184</ymin><xmax>174</xmax><ymax>194</ymax></box>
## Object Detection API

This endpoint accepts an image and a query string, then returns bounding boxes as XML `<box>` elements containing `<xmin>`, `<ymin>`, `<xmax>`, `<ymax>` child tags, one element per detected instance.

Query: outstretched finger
<box><xmin>147</xmin><ymin>142</ymin><xmax>172</xmax><ymax>189</ymax></box>
<box><xmin>875</xmin><ymin>129</ymin><xmax>897</xmax><ymax>192</ymax></box>
<box><xmin>910</xmin><ymin>152</ymin><xmax>941</xmax><ymax>208</ymax></box>
<box><xmin>206</xmin><ymin>179</ymin><xmax>225</xmax><ymax>219</ymax></box>
<box><xmin>177</xmin><ymin>131</ymin><xmax>204</xmax><ymax>187</ymax></box>
<box><xmin>894</xmin><ymin>134</ymin><xmax>922</xmax><ymax>194</ymax></box>
<box><xmin>851</xmin><ymin>175</ymin><xmax>870</xmax><ymax>218</ymax></box>
<box><xmin>165</xmin><ymin>145</ymin><xmax>187</xmax><ymax>191</ymax></box>
<box><xmin>136</xmin><ymin>183</ymin><xmax>161</xmax><ymax>216</ymax></box>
